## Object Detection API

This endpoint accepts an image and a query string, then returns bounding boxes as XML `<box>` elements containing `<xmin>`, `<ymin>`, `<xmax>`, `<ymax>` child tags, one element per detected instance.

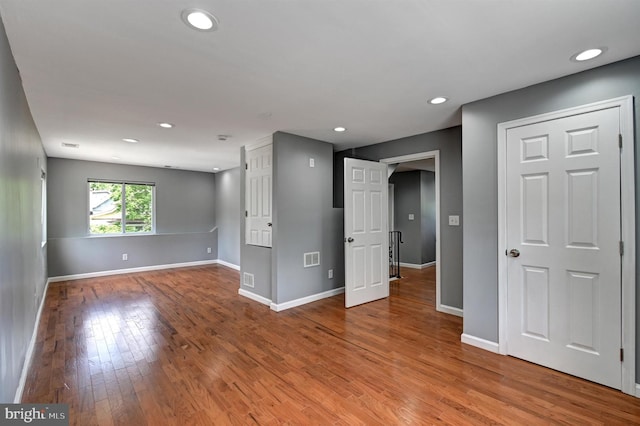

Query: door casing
<box><xmin>497</xmin><ymin>96</ymin><xmax>636</xmax><ymax>395</ymax></box>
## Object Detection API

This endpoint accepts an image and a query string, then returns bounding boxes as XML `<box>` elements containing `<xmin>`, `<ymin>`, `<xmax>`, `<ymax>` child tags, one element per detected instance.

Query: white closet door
<box><xmin>505</xmin><ymin>107</ymin><xmax>621</xmax><ymax>389</ymax></box>
<box><xmin>245</xmin><ymin>142</ymin><xmax>272</xmax><ymax>247</ymax></box>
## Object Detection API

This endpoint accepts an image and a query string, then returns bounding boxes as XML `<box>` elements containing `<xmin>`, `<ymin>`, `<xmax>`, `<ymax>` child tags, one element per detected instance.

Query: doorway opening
<box><xmin>381</xmin><ymin>151</ymin><xmax>453</xmax><ymax>315</ymax></box>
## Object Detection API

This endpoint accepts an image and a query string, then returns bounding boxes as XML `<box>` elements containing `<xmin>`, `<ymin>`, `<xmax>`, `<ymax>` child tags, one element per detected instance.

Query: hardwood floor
<box><xmin>22</xmin><ymin>265</ymin><xmax>640</xmax><ymax>425</ymax></box>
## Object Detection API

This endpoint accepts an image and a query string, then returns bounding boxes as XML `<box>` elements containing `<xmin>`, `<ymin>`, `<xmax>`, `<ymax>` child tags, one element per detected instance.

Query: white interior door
<box><xmin>506</xmin><ymin>107</ymin><xmax>622</xmax><ymax>389</ymax></box>
<box><xmin>344</xmin><ymin>158</ymin><xmax>389</xmax><ymax>308</ymax></box>
<box><xmin>245</xmin><ymin>142</ymin><xmax>272</xmax><ymax>247</ymax></box>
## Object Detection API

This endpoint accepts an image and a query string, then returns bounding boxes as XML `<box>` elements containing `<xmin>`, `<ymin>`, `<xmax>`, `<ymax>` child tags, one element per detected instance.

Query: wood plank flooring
<box><xmin>22</xmin><ymin>265</ymin><xmax>640</xmax><ymax>425</ymax></box>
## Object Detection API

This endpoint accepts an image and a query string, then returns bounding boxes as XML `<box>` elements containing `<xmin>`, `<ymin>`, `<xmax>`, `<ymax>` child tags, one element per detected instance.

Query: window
<box><xmin>89</xmin><ymin>180</ymin><xmax>155</xmax><ymax>235</ymax></box>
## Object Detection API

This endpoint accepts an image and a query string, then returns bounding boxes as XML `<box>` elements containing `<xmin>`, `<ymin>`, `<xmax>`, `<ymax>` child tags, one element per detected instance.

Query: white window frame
<box><xmin>41</xmin><ymin>169</ymin><xmax>47</xmax><ymax>247</ymax></box>
<box><xmin>88</xmin><ymin>179</ymin><xmax>156</xmax><ymax>236</ymax></box>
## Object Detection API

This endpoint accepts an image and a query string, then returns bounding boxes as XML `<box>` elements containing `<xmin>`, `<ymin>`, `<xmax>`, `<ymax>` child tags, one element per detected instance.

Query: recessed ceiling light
<box><xmin>334</xmin><ymin>127</ymin><xmax>346</xmax><ymax>132</ymax></box>
<box><xmin>157</xmin><ymin>122</ymin><xmax>174</xmax><ymax>129</ymax></box>
<box><xmin>181</xmin><ymin>9</ymin><xmax>219</xmax><ymax>32</ymax></box>
<box><xmin>122</xmin><ymin>138</ymin><xmax>139</xmax><ymax>143</ymax></box>
<box><xmin>213</xmin><ymin>167</ymin><xmax>220</xmax><ymax>171</ymax></box>
<box><xmin>572</xmin><ymin>48</ymin><xmax>606</xmax><ymax>62</ymax></box>
<box><xmin>428</xmin><ymin>97</ymin><xmax>448</xmax><ymax>105</ymax></box>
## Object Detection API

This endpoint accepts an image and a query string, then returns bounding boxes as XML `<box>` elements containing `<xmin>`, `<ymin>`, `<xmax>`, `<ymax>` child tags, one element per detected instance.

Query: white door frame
<box><xmin>497</xmin><ymin>96</ymin><xmax>635</xmax><ymax>395</ymax></box>
<box><xmin>388</xmin><ymin>183</ymin><xmax>395</xmax><ymax>232</ymax></box>
<box><xmin>380</xmin><ymin>150</ymin><xmax>452</xmax><ymax>316</ymax></box>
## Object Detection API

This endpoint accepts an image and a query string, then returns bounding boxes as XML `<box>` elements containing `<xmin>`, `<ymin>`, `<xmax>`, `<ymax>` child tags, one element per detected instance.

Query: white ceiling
<box><xmin>1</xmin><ymin>1</ymin><xmax>639</xmax><ymax>173</ymax></box>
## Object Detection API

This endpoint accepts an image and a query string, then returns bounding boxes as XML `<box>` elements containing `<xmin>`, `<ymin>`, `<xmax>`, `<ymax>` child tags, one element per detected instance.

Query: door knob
<box><xmin>267</xmin><ymin>222</ymin><xmax>272</xmax><ymax>227</ymax></box>
<box><xmin>346</xmin><ymin>237</ymin><xmax>354</xmax><ymax>243</ymax></box>
<box><xmin>507</xmin><ymin>248</ymin><xmax>520</xmax><ymax>258</ymax></box>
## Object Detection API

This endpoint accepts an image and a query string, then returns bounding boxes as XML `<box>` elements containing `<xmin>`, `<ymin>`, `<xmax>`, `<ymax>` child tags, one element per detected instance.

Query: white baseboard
<box><xmin>636</xmin><ymin>383</ymin><xmax>640</xmax><ymax>398</ymax></box>
<box><xmin>215</xmin><ymin>259</ymin><xmax>240</xmax><ymax>270</ymax></box>
<box><xmin>270</xmin><ymin>287</ymin><xmax>345</xmax><ymax>312</ymax></box>
<box><xmin>438</xmin><ymin>304</ymin><xmax>463</xmax><ymax>317</ymax></box>
<box><xmin>48</xmin><ymin>259</ymin><xmax>219</xmax><ymax>282</ymax></box>
<box><xmin>14</xmin><ymin>278</ymin><xmax>51</xmax><ymax>403</ymax></box>
<box><xmin>399</xmin><ymin>261</ymin><xmax>435</xmax><ymax>270</ymax></box>
<box><xmin>238</xmin><ymin>288</ymin><xmax>272</xmax><ymax>306</ymax></box>
<box><xmin>460</xmin><ymin>333</ymin><xmax>500</xmax><ymax>354</ymax></box>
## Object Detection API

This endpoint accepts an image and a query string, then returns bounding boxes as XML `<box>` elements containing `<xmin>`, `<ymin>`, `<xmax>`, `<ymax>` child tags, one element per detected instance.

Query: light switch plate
<box><xmin>449</xmin><ymin>215</ymin><xmax>460</xmax><ymax>226</ymax></box>
<box><xmin>309</xmin><ymin>158</ymin><xmax>315</xmax><ymax>167</ymax></box>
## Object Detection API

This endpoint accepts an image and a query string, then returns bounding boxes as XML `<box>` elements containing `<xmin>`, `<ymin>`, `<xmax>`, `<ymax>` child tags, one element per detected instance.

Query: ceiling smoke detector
<box><xmin>217</xmin><ymin>135</ymin><xmax>231</xmax><ymax>141</ymax></box>
<box><xmin>61</xmin><ymin>142</ymin><xmax>79</xmax><ymax>148</ymax></box>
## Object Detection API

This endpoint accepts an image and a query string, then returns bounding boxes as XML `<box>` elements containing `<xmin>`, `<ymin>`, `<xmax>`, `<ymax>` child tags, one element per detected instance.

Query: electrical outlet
<box><xmin>207</xmin><ymin>247</ymin><xmax>212</xmax><ymax>254</ymax></box>
<box><xmin>328</xmin><ymin>269</ymin><xmax>333</xmax><ymax>279</ymax></box>
<box><xmin>122</xmin><ymin>253</ymin><xmax>128</xmax><ymax>261</ymax></box>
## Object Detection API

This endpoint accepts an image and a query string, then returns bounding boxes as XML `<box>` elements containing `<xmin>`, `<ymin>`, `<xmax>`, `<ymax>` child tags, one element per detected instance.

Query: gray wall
<box><xmin>0</xmin><ymin>15</ymin><xmax>48</xmax><ymax>402</ymax></box>
<box><xmin>461</xmin><ymin>55</ymin><xmax>640</xmax><ymax>379</ymax></box>
<box><xmin>272</xmin><ymin>132</ymin><xmax>344</xmax><ymax>304</ymax></box>
<box><xmin>389</xmin><ymin>171</ymin><xmax>422</xmax><ymax>265</ymax></box>
<box><xmin>337</xmin><ymin>126</ymin><xmax>463</xmax><ymax>309</ymax></box>
<box><xmin>420</xmin><ymin>171</ymin><xmax>436</xmax><ymax>264</ymax></box>
<box><xmin>215</xmin><ymin>167</ymin><xmax>240</xmax><ymax>266</ymax></box>
<box><xmin>47</xmin><ymin>158</ymin><xmax>217</xmax><ymax>277</ymax></box>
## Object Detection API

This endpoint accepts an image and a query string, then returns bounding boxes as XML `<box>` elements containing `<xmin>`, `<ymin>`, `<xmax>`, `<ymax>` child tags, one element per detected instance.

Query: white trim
<box><xmin>270</xmin><ymin>287</ymin><xmax>345</xmax><ymax>312</ymax></box>
<box><xmin>619</xmin><ymin>96</ymin><xmax>636</xmax><ymax>396</ymax></box>
<box><xmin>48</xmin><ymin>259</ymin><xmax>219</xmax><ymax>282</ymax></box>
<box><xmin>215</xmin><ymin>259</ymin><xmax>240</xmax><ymax>270</ymax></box>
<box><xmin>14</xmin><ymin>279</ymin><xmax>51</xmax><ymax>403</ymax></box>
<box><xmin>497</xmin><ymin>95</ymin><xmax>635</xmax><ymax>394</ymax></box>
<box><xmin>461</xmin><ymin>333</ymin><xmax>500</xmax><ymax>354</ymax></box>
<box><xmin>438</xmin><ymin>304</ymin><xmax>463</xmax><ymax>317</ymax></box>
<box><xmin>399</xmin><ymin>261</ymin><xmax>435</xmax><ymax>270</ymax></box>
<box><xmin>635</xmin><ymin>383</ymin><xmax>640</xmax><ymax>398</ymax></box>
<box><xmin>381</xmin><ymin>150</ymin><xmax>441</xmax><ymax>312</ymax></box>
<box><xmin>238</xmin><ymin>288</ymin><xmax>272</xmax><ymax>306</ymax></box>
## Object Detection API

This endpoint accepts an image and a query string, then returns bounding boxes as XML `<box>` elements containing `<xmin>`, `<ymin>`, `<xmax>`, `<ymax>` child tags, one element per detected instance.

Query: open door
<box><xmin>344</xmin><ymin>158</ymin><xmax>389</xmax><ymax>308</ymax></box>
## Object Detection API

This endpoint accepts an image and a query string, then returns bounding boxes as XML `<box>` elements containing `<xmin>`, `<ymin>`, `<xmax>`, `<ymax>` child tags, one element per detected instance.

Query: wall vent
<box><xmin>304</xmin><ymin>252</ymin><xmax>320</xmax><ymax>268</ymax></box>
<box><xmin>243</xmin><ymin>272</ymin><xmax>255</xmax><ymax>288</ymax></box>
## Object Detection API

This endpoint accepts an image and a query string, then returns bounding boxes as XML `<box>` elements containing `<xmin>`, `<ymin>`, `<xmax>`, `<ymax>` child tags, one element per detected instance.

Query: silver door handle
<box><xmin>507</xmin><ymin>249</ymin><xmax>520</xmax><ymax>258</ymax></box>
<box><xmin>346</xmin><ymin>237</ymin><xmax>354</xmax><ymax>243</ymax></box>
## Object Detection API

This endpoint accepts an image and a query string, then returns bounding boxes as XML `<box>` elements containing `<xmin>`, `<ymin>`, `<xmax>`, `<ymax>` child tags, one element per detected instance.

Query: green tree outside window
<box><xmin>89</xmin><ymin>181</ymin><xmax>154</xmax><ymax>234</ymax></box>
